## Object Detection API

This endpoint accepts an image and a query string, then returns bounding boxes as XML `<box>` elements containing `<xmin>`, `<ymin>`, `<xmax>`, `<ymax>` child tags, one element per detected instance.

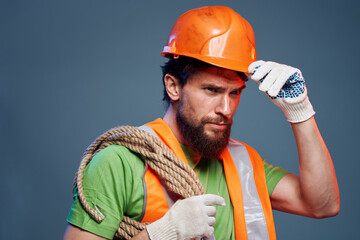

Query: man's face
<box><xmin>176</xmin><ymin>67</ymin><xmax>246</xmax><ymax>158</ymax></box>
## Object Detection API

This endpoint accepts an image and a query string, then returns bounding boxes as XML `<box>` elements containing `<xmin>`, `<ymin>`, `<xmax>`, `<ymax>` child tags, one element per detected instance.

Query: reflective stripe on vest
<box><xmin>227</xmin><ymin>138</ymin><xmax>269</xmax><ymax>240</ymax></box>
<box><xmin>138</xmin><ymin>119</ymin><xmax>276</xmax><ymax>240</ymax></box>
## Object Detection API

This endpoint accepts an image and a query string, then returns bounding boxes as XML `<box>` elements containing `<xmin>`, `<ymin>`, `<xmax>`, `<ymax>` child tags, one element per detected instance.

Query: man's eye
<box><xmin>206</xmin><ymin>88</ymin><xmax>216</xmax><ymax>92</ymax></box>
<box><xmin>231</xmin><ymin>89</ymin><xmax>242</xmax><ymax>95</ymax></box>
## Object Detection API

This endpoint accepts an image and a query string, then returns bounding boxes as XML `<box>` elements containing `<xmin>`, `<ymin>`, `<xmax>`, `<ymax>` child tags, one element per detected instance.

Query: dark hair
<box><xmin>161</xmin><ymin>56</ymin><xmax>247</xmax><ymax>104</ymax></box>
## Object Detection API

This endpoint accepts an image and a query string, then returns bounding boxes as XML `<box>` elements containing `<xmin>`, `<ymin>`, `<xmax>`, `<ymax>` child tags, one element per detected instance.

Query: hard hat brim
<box><xmin>160</xmin><ymin>52</ymin><xmax>251</xmax><ymax>73</ymax></box>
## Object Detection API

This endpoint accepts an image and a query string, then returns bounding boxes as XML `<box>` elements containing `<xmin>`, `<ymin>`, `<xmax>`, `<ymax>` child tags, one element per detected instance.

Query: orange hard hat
<box><xmin>160</xmin><ymin>6</ymin><xmax>256</xmax><ymax>73</ymax></box>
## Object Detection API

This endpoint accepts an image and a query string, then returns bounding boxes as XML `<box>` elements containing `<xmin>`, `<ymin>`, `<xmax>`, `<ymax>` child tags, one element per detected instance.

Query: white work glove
<box><xmin>248</xmin><ymin>60</ymin><xmax>315</xmax><ymax>123</ymax></box>
<box><xmin>146</xmin><ymin>194</ymin><xmax>225</xmax><ymax>240</ymax></box>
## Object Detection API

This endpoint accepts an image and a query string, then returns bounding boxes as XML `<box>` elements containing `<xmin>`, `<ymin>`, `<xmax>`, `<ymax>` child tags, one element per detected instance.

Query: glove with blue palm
<box><xmin>248</xmin><ymin>60</ymin><xmax>315</xmax><ymax>123</ymax></box>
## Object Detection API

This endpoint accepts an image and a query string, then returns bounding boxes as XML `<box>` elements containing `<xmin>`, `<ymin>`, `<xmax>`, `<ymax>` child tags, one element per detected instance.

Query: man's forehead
<box><xmin>194</xmin><ymin>67</ymin><xmax>246</xmax><ymax>85</ymax></box>
<box><xmin>214</xmin><ymin>68</ymin><xmax>242</xmax><ymax>81</ymax></box>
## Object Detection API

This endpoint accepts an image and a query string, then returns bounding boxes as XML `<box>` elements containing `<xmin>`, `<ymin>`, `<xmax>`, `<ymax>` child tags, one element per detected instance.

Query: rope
<box><xmin>74</xmin><ymin>126</ymin><xmax>205</xmax><ymax>239</ymax></box>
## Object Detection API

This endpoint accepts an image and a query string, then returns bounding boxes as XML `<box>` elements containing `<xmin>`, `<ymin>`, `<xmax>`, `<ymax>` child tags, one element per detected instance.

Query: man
<box><xmin>63</xmin><ymin>6</ymin><xmax>339</xmax><ymax>240</ymax></box>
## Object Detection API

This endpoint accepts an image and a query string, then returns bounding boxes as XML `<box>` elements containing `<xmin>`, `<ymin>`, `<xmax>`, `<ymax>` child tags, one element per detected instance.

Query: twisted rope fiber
<box><xmin>74</xmin><ymin>126</ymin><xmax>205</xmax><ymax>239</ymax></box>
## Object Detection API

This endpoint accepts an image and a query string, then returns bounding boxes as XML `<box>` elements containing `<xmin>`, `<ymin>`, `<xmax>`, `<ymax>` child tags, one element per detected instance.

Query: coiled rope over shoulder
<box><xmin>74</xmin><ymin>126</ymin><xmax>205</xmax><ymax>239</ymax></box>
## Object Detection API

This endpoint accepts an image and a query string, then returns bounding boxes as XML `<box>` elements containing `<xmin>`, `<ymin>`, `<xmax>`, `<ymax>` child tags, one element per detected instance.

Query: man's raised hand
<box><xmin>248</xmin><ymin>60</ymin><xmax>315</xmax><ymax>123</ymax></box>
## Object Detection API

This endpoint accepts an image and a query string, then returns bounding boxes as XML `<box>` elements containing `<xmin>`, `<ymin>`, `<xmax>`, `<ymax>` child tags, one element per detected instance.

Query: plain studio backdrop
<box><xmin>1</xmin><ymin>0</ymin><xmax>359</xmax><ymax>239</ymax></box>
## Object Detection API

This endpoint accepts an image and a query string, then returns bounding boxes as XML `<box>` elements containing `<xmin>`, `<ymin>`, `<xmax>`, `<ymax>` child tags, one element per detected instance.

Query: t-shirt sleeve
<box><xmin>66</xmin><ymin>145</ymin><xmax>145</xmax><ymax>239</ymax></box>
<box><xmin>263</xmin><ymin>159</ymin><xmax>288</xmax><ymax>196</ymax></box>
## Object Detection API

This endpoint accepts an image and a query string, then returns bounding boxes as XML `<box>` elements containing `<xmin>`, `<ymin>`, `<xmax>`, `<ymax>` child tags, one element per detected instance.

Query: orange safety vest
<box><xmin>139</xmin><ymin>118</ymin><xmax>276</xmax><ymax>240</ymax></box>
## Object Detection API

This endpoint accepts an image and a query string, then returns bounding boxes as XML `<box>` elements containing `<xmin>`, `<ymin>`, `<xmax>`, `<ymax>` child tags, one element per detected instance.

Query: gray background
<box><xmin>1</xmin><ymin>0</ymin><xmax>359</xmax><ymax>239</ymax></box>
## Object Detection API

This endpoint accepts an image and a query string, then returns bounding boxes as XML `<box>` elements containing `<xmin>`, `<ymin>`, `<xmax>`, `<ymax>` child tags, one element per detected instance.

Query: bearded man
<box><xmin>63</xmin><ymin>6</ymin><xmax>339</xmax><ymax>240</ymax></box>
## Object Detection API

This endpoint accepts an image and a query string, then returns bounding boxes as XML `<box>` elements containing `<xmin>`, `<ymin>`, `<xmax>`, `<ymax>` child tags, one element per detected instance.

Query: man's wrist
<box><xmin>276</xmin><ymin>96</ymin><xmax>315</xmax><ymax>123</ymax></box>
<box><xmin>145</xmin><ymin>217</ymin><xmax>177</xmax><ymax>240</ymax></box>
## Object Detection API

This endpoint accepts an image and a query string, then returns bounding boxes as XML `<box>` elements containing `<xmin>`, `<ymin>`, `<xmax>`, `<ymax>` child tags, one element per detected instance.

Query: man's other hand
<box><xmin>146</xmin><ymin>194</ymin><xmax>225</xmax><ymax>240</ymax></box>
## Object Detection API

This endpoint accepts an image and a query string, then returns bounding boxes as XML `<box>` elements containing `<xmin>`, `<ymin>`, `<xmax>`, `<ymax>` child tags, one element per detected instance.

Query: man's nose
<box><xmin>215</xmin><ymin>94</ymin><xmax>232</xmax><ymax>117</ymax></box>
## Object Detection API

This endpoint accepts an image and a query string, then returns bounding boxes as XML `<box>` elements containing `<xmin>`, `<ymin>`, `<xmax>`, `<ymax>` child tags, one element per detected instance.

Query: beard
<box><xmin>176</xmin><ymin>102</ymin><xmax>232</xmax><ymax>159</ymax></box>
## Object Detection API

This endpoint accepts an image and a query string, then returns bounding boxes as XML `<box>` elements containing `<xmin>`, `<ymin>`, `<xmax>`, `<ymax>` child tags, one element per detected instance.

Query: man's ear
<box><xmin>164</xmin><ymin>73</ymin><xmax>181</xmax><ymax>101</ymax></box>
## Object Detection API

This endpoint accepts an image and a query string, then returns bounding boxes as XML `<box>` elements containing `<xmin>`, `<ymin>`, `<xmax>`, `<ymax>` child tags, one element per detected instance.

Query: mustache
<box><xmin>202</xmin><ymin>116</ymin><xmax>233</xmax><ymax>125</ymax></box>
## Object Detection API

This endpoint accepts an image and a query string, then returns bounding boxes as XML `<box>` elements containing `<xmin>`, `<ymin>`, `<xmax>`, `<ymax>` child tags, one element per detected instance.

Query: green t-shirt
<box><xmin>67</xmin><ymin>144</ymin><xmax>287</xmax><ymax>239</ymax></box>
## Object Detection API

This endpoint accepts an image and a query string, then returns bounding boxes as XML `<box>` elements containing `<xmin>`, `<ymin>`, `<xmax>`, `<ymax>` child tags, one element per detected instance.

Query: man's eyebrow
<box><xmin>231</xmin><ymin>85</ymin><xmax>246</xmax><ymax>93</ymax></box>
<box><xmin>200</xmin><ymin>83</ymin><xmax>247</xmax><ymax>91</ymax></box>
<box><xmin>201</xmin><ymin>84</ymin><xmax>228</xmax><ymax>91</ymax></box>
<box><xmin>232</xmin><ymin>83</ymin><xmax>247</xmax><ymax>91</ymax></box>
<box><xmin>201</xmin><ymin>83</ymin><xmax>222</xmax><ymax>88</ymax></box>
<box><xmin>238</xmin><ymin>84</ymin><xmax>246</xmax><ymax>90</ymax></box>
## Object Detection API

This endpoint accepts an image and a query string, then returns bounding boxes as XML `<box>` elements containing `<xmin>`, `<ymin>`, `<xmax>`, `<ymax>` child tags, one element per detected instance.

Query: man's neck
<box><xmin>179</xmin><ymin>143</ymin><xmax>202</xmax><ymax>168</ymax></box>
<box><xmin>163</xmin><ymin>104</ymin><xmax>185</xmax><ymax>144</ymax></box>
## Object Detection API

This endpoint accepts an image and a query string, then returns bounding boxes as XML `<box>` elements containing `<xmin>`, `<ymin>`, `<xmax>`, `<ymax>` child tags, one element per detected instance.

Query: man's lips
<box><xmin>207</xmin><ymin>122</ymin><xmax>230</xmax><ymax>130</ymax></box>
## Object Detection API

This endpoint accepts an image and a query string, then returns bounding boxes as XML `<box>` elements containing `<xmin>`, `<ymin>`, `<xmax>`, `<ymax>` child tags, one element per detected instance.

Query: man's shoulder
<box><xmin>96</xmin><ymin>144</ymin><xmax>139</xmax><ymax>156</ymax></box>
<box><xmin>90</xmin><ymin>144</ymin><xmax>144</xmax><ymax>171</ymax></box>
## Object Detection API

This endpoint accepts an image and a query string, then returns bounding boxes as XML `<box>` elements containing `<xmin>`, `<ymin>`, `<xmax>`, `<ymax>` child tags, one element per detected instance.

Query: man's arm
<box><xmin>64</xmin><ymin>194</ymin><xmax>224</xmax><ymax>240</ymax></box>
<box><xmin>63</xmin><ymin>224</ymin><xmax>108</xmax><ymax>240</ymax></box>
<box><xmin>63</xmin><ymin>224</ymin><xmax>151</xmax><ymax>240</ymax></box>
<box><xmin>248</xmin><ymin>60</ymin><xmax>340</xmax><ymax>218</ymax></box>
<box><xmin>270</xmin><ymin>117</ymin><xmax>340</xmax><ymax>218</ymax></box>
